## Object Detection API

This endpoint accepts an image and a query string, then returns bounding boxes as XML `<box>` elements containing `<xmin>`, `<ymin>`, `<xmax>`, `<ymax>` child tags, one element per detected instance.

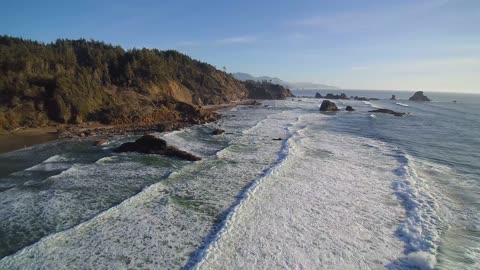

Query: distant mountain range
<box><xmin>232</xmin><ymin>72</ymin><xmax>338</xmax><ymax>90</ymax></box>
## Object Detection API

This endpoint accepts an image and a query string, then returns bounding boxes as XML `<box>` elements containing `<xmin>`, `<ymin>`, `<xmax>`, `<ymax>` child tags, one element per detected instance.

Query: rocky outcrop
<box><xmin>351</xmin><ymin>96</ymin><xmax>379</xmax><ymax>101</ymax></box>
<box><xmin>212</xmin><ymin>129</ymin><xmax>225</xmax><ymax>135</ymax></box>
<box><xmin>345</xmin><ymin>106</ymin><xmax>355</xmax><ymax>111</ymax></box>
<box><xmin>319</xmin><ymin>100</ymin><xmax>339</xmax><ymax>112</ymax></box>
<box><xmin>390</xmin><ymin>95</ymin><xmax>396</xmax><ymax>100</ymax></box>
<box><xmin>114</xmin><ymin>135</ymin><xmax>201</xmax><ymax>161</ymax></box>
<box><xmin>316</xmin><ymin>93</ymin><xmax>349</xmax><ymax>100</ymax></box>
<box><xmin>244</xmin><ymin>81</ymin><xmax>294</xmax><ymax>100</ymax></box>
<box><xmin>409</xmin><ymin>91</ymin><xmax>431</xmax><ymax>101</ymax></box>
<box><xmin>93</xmin><ymin>139</ymin><xmax>108</xmax><ymax>146</ymax></box>
<box><xmin>369</xmin><ymin>109</ymin><xmax>405</xmax><ymax>116</ymax></box>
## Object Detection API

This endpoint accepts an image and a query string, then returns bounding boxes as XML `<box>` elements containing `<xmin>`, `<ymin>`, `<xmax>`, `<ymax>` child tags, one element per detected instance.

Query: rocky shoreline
<box><xmin>58</xmin><ymin>117</ymin><xmax>219</xmax><ymax>140</ymax></box>
<box><xmin>58</xmin><ymin>99</ymin><xmax>264</xmax><ymax>139</ymax></box>
<box><xmin>0</xmin><ymin>99</ymin><xmax>262</xmax><ymax>154</ymax></box>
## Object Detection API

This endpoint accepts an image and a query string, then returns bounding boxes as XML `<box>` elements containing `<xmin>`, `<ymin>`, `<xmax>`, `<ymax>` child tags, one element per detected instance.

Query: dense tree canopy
<box><xmin>0</xmin><ymin>36</ymin><xmax>248</xmax><ymax>129</ymax></box>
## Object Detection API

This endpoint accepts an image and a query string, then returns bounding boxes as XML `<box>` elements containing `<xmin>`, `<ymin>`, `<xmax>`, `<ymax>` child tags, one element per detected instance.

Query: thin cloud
<box><xmin>351</xmin><ymin>57</ymin><xmax>479</xmax><ymax>74</ymax></box>
<box><xmin>384</xmin><ymin>57</ymin><xmax>480</xmax><ymax>73</ymax></box>
<box><xmin>286</xmin><ymin>32</ymin><xmax>311</xmax><ymax>41</ymax></box>
<box><xmin>216</xmin><ymin>36</ymin><xmax>257</xmax><ymax>45</ymax></box>
<box><xmin>290</xmin><ymin>0</ymin><xmax>456</xmax><ymax>32</ymax></box>
<box><xmin>175</xmin><ymin>36</ymin><xmax>257</xmax><ymax>48</ymax></box>
<box><xmin>351</xmin><ymin>66</ymin><xmax>370</xmax><ymax>71</ymax></box>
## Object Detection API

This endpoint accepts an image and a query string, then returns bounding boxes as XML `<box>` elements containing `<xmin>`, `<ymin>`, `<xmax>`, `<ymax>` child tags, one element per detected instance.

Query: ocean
<box><xmin>0</xmin><ymin>90</ymin><xmax>478</xmax><ymax>269</ymax></box>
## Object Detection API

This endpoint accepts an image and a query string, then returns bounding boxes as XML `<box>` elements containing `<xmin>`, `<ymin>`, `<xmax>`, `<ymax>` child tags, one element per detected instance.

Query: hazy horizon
<box><xmin>290</xmin><ymin>88</ymin><xmax>480</xmax><ymax>94</ymax></box>
<box><xmin>2</xmin><ymin>0</ymin><xmax>479</xmax><ymax>93</ymax></box>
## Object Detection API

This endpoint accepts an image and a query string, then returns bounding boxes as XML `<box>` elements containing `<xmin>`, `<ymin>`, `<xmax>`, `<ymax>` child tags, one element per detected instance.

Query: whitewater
<box><xmin>0</xmin><ymin>95</ymin><xmax>479</xmax><ymax>269</ymax></box>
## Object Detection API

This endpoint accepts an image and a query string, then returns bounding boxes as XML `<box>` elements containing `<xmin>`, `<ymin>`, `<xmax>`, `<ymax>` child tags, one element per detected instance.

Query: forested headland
<box><xmin>0</xmin><ymin>36</ymin><xmax>293</xmax><ymax>130</ymax></box>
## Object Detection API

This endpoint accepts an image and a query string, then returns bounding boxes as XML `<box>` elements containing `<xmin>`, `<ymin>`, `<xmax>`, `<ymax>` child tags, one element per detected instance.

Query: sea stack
<box><xmin>319</xmin><ymin>100</ymin><xmax>339</xmax><ymax>112</ymax></box>
<box><xmin>114</xmin><ymin>135</ymin><xmax>201</xmax><ymax>161</ymax></box>
<box><xmin>315</xmin><ymin>93</ymin><xmax>323</xmax><ymax>98</ymax></box>
<box><xmin>390</xmin><ymin>95</ymin><xmax>396</xmax><ymax>100</ymax></box>
<box><xmin>409</xmin><ymin>91</ymin><xmax>431</xmax><ymax>101</ymax></box>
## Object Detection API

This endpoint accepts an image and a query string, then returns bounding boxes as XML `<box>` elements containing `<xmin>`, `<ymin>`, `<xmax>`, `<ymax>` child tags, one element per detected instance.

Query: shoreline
<box><xmin>202</xmin><ymin>99</ymin><xmax>257</xmax><ymax>111</ymax></box>
<box><xmin>0</xmin><ymin>99</ymin><xmax>259</xmax><ymax>155</ymax></box>
<box><xmin>0</xmin><ymin>127</ymin><xmax>60</xmax><ymax>155</ymax></box>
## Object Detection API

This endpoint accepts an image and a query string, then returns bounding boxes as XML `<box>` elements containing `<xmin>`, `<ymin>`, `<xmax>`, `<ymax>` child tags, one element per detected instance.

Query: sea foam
<box><xmin>197</xmin><ymin>113</ymin><xmax>406</xmax><ymax>269</ymax></box>
<box><xmin>389</xmin><ymin>151</ymin><xmax>451</xmax><ymax>269</ymax></box>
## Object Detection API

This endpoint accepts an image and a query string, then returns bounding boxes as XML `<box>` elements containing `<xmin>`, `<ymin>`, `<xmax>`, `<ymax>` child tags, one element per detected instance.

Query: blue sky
<box><xmin>2</xmin><ymin>0</ymin><xmax>479</xmax><ymax>92</ymax></box>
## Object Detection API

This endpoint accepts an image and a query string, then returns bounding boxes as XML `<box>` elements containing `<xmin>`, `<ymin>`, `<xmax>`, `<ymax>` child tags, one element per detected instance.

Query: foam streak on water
<box><xmin>188</xmin><ymin>117</ymin><xmax>304</xmax><ymax>269</ymax></box>
<box><xmin>197</xmin><ymin>113</ymin><xmax>407</xmax><ymax>269</ymax></box>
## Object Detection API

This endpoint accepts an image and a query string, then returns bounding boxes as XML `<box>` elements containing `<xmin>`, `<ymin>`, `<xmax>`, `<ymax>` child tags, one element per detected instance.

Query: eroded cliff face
<box><xmin>243</xmin><ymin>80</ymin><xmax>295</xmax><ymax>100</ymax></box>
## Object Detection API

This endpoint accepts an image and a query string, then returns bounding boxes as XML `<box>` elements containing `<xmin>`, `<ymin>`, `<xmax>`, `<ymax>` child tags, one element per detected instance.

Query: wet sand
<box><xmin>0</xmin><ymin>127</ymin><xmax>59</xmax><ymax>154</ymax></box>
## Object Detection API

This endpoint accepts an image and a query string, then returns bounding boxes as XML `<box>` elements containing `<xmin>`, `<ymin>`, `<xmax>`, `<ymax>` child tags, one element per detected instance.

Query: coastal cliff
<box><xmin>0</xmin><ymin>36</ymin><xmax>287</xmax><ymax>131</ymax></box>
<box><xmin>244</xmin><ymin>80</ymin><xmax>294</xmax><ymax>100</ymax></box>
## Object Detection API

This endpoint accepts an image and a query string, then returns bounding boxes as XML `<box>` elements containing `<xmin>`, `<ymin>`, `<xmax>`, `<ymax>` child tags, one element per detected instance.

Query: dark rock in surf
<box><xmin>212</xmin><ymin>129</ymin><xmax>225</xmax><ymax>135</ymax></box>
<box><xmin>409</xmin><ymin>91</ymin><xmax>431</xmax><ymax>101</ymax></box>
<box><xmin>114</xmin><ymin>135</ymin><xmax>201</xmax><ymax>161</ymax></box>
<box><xmin>272</xmin><ymin>138</ymin><xmax>283</xmax><ymax>141</ymax></box>
<box><xmin>94</xmin><ymin>139</ymin><xmax>108</xmax><ymax>146</ymax></box>
<box><xmin>319</xmin><ymin>100</ymin><xmax>339</xmax><ymax>112</ymax></box>
<box><xmin>315</xmin><ymin>93</ymin><xmax>323</xmax><ymax>98</ymax></box>
<box><xmin>246</xmin><ymin>100</ymin><xmax>262</xmax><ymax>106</ymax></box>
<box><xmin>368</xmin><ymin>109</ymin><xmax>405</xmax><ymax>117</ymax></box>
<box><xmin>345</xmin><ymin>106</ymin><xmax>355</xmax><ymax>111</ymax></box>
<box><xmin>391</xmin><ymin>95</ymin><xmax>396</xmax><ymax>100</ymax></box>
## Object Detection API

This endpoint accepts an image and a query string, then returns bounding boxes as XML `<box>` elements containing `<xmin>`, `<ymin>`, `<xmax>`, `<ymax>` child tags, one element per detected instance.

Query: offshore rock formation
<box><xmin>409</xmin><ymin>91</ymin><xmax>431</xmax><ymax>101</ymax></box>
<box><xmin>351</xmin><ymin>96</ymin><xmax>379</xmax><ymax>101</ymax></box>
<box><xmin>391</xmin><ymin>95</ymin><xmax>396</xmax><ymax>100</ymax></box>
<box><xmin>369</xmin><ymin>109</ymin><xmax>405</xmax><ymax>117</ymax></box>
<box><xmin>114</xmin><ymin>135</ymin><xmax>201</xmax><ymax>161</ymax></box>
<box><xmin>345</xmin><ymin>106</ymin><xmax>355</xmax><ymax>111</ymax></box>
<box><xmin>319</xmin><ymin>100</ymin><xmax>339</xmax><ymax>112</ymax></box>
<box><xmin>315</xmin><ymin>93</ymin><xmax>349</xmax><ymax>100</ymax></box>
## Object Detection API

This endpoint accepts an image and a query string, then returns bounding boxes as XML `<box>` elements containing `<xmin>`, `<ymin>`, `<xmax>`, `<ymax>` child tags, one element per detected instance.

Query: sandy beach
<box><xmin>0</xmin><ymin>127</ymin><xmax>59</xmax><ymax>154</ymax></box>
